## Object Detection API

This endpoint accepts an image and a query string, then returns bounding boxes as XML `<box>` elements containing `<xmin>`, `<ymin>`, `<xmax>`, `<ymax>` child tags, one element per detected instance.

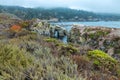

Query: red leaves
<box><xmin>10</xmin><ymin>25</ymin><xmax>22</xmax><ymax>32</ymax></box>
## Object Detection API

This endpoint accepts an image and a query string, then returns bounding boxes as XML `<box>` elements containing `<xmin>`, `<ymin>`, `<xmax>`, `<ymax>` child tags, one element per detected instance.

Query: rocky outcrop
<box><xmin>68</xmin><ymin>25</ymin><xmax>120</xmax><ymax>61</ymax></box>
<box><xmin>32</xmin><ymin>20</ymin><xmax>67</xmax><ymax>39</ymax></box>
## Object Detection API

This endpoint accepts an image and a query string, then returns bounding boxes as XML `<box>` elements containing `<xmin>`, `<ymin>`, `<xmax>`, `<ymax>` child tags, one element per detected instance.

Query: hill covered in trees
<box><xmin>0</xmin><ymin>5</ymin><xmax>120</xmax><ymax>21</ymax></box>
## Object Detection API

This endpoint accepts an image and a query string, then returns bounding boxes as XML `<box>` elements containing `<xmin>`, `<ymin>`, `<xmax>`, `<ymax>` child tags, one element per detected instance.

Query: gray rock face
<box><xmin>54</xmin><ymin>26</ymin><xmax>67</xmax><ymax>38</ymax></box>
<box><xmin>32</xmin><ymin>21</ymin><xmax>67</xmax><ymax>39</ymax></box>
<box><xmin>68</xmin><ymin>25</ymin><xmax>120</xmax><ymax>60</ymax></box>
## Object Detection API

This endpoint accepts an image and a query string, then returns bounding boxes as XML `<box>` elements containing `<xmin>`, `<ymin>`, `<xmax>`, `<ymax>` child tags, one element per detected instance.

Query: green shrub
<box><xmin>88</xmin><ymin>30</ymin><xmax>110</xmax><ymax>39</ymax></box>
<box><xmin>88</xmin><ymin>50</ymin><xmax>117</xmax><ymax>71</ymax></box>
<box><xmin>44</xmin><ymin>38</ymin><xmax>58</xmax><ymax>43</ymax></box>
<box><xmin>0</xmin><ymin>39</ymin><xmax>85</xmax><ymax>80</ymax></box>
<box><xmin>44</xmin><ymin>38</ymin><xmax>78</xmax><ymax>56</ymax></box>
<box><xmin>59</xmin><ymin>44</ymin><xmax>78</xmax><ymax>56</ymax></box>
<box><xmin>19</xmin><ymin>21</ymin><xmax>30</xmax><ymax>29</ymax></box>
<box><xmin>0</xmin><ymin>43</ymin><xmax>33</xmax><ymax>80</ymax></box>
<box><xmin>26</xmin><ymin>47</ymin><xmax>85</xmax><ymax>80</ymax></box>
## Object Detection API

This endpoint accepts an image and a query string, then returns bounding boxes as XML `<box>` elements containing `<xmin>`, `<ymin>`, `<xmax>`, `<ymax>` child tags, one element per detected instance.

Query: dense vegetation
<box><xmin>0</xmin><ymin>15</ymin><xmax>120</xmax><ymax>79</ymax></box>
<box><xmin>0</xmin><ymin>5</ymin><xmax>120</xmax><ymax>21</ymax></box>
<box><xmin>0</xmin><ymin>30</ymin><xmax>120</xmax><ymax>80</ymax></box>
<box><xmin>1</xmin><ymin>6</ymin><xmax>120</xmax><ymax>80</ymax></box>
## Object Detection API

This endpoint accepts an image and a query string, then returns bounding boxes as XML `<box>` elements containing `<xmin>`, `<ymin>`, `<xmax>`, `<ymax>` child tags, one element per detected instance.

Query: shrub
<box><xmin>44</xmin><ymin>38</ymin><xmax>78</xmax><ymax>56</ymax></box>
<box><xmin>0</xmin><ymin>43</ymin><xmax>33</xmax><ymax>80</ymax></box>
<box><xmin>30</xmin><ymin>48</ymin><xmax>85</xmax><ymax>80</ymax></box>
<box><xmin>44</xmin><ymin>38</ymin><xmax>58</xmax><ymax>43</ymax></box>
<box><xmin>59</xmin><ymin>44</ymin><xmax>78</xmax><ymax>56</ymax></box>
<box><xmin>19</xmin><ymin>21</ymin><xmax>29</xmax><ymax>28</ymax></box>
<box><xmin>88</xmin><ymin>50</ymin><xmax>117</xmax><ymax>72</ymax></box>
<box><xmin>10</xmin><ymin>25</ymin><xmax>22</xmax><ymax>32</ymax></box>
<box><xmin>4</xmin><ymin>36</ymin><xmax>85</xmax><ymax>80</ymax></box>
<box><xmin>88</xmin><ymin>30</ymin><xmax>110</xmax><ymax>39</ymax></box>
<box><xmin>71</xmin><ymin>55</ymin><xmax>91</xmax><ymax>71</ymax></box>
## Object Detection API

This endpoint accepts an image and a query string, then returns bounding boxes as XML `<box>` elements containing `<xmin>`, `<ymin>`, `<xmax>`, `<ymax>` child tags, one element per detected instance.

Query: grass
<box><xmin>0</xmin><ymin>21</ymin><xmax>120</xmax><ymax>80</ymax></box>
<box><xmin>0</xmin><ymin>33</ymin><xmax>85</xmax><ymax>80</ymax></box>
<box><xmin>0</xmin><ymin>43</ymin><xmax>33</xmax><ymax>80</ymax></box>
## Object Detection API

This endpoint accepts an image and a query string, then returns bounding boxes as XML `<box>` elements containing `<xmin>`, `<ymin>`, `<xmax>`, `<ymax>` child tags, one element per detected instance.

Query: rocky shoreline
<box><xmin>29</xmin><ymin>20</ymin><xmax>120</xmax><ymax>61</ymax></box>
<box><xmin>1</xmin><ymin>17</ymin><xmax>120</xmax><ymax>60</ymax></box>
<box><xmin>68</xmin><ymin>25</ymin><xmax>120</xmax><ymax>61</ymax></box>
<box><xmin>1</xmin><ymin>17</ymin><xmax>120</xmax><ymax>79</ymax></box>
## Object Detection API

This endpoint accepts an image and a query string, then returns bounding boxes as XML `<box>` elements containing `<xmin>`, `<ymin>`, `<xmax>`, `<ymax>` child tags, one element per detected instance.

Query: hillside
<box><xmin>0</xmin><ymin>5</ymin><xmax>120</xmax><ymax>21</ymax></box>
<box><xmin>0</xmin><ymin>12</ymin><xmax>22</xmax><ymax>36</ymax></box>
<box><xmin>0</xmin><ymin>13</ymin><xmax>120</xmax><ymax>79</ymax></box>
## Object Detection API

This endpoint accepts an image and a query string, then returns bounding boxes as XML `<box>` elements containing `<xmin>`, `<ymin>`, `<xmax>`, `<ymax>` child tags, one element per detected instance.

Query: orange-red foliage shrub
<box><xmin>10</xmin><ymin>25</ymin><xmax>22</xmax><ymax>32</ymax></box>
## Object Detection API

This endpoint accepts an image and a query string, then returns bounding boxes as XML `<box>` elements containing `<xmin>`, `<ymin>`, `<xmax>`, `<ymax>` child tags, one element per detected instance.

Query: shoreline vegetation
<box><xmin>0</xmin><ymin>9</ymin><xmax>120</xmax><ymax>80</ymax></box>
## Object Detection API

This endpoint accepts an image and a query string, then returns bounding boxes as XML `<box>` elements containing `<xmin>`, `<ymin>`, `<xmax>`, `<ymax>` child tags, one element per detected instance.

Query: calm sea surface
<box><xmin>52</xmin><ymin>21</ymin><xmax>120</xmax><ymax>31</ymax></box>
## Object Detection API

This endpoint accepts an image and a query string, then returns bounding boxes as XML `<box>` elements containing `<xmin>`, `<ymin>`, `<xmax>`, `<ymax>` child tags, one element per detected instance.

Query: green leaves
<box><xmin>88</xmin><ymin>50</ymin><xmax>118</xmax><ymax>71</ymax></box>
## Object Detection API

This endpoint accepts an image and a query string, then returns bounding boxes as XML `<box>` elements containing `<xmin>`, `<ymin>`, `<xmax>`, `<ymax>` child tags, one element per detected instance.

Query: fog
<box><xmin>0</xmin><ymin>0</ymin><xmax>120</xmax><ymax>13</ymax></box>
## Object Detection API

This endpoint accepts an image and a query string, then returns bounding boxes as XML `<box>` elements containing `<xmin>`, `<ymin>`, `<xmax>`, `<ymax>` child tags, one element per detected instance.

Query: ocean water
<box><xmin>52</xmin><ymin>21</ymin><xmax>120</xmax><ymax>30</ymax></box>
<box><xmin>51</xmin><ymin>21</ymin><xmax>120</xmax><ymax>43</ymax></box>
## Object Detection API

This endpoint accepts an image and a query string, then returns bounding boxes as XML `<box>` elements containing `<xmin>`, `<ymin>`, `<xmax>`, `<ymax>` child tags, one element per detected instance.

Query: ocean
<box><xmin>52</xmin><ymin>21</ymin><xmax>120</xmax><ymax>30</ymax></box>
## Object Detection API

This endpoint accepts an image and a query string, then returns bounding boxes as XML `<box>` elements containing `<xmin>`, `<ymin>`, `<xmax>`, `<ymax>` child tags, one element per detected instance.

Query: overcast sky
<box><xmin>0</xmin><ymin>0</ymin><xmax>120</xmax><ymax>13</ymax></box>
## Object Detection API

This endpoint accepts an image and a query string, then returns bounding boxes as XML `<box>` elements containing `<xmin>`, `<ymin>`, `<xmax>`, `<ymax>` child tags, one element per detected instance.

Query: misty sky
<box><xmin>0</xmin><ymin>0</ymin><xmax>120</xmax><ymax>13</ymax></box>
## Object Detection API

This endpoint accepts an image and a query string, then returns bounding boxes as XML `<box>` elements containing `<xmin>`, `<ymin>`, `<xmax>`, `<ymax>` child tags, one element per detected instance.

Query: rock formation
<box><xmin>32</xmin><ymin>20</ymin><xmax>67</xmax><ymax>39</ymax></box>
<box><xmin>68</xmin><ymin>25</ymin><xmax>120</xmax><ymax>61</ymax></box>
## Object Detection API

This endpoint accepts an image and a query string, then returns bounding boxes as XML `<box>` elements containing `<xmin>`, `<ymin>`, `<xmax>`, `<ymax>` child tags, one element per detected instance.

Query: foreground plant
<box><xmin>88</xmin><ymin>50</ymin><xmax>120</xmax><ymax>76</ymax></box>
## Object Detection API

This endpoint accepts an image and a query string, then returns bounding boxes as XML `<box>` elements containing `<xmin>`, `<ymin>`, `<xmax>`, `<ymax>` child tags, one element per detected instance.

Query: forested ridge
<box><xmin>0</xmin><ymin>5</ymin><xmax>120</xmax><ymax>21</ymax></box>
